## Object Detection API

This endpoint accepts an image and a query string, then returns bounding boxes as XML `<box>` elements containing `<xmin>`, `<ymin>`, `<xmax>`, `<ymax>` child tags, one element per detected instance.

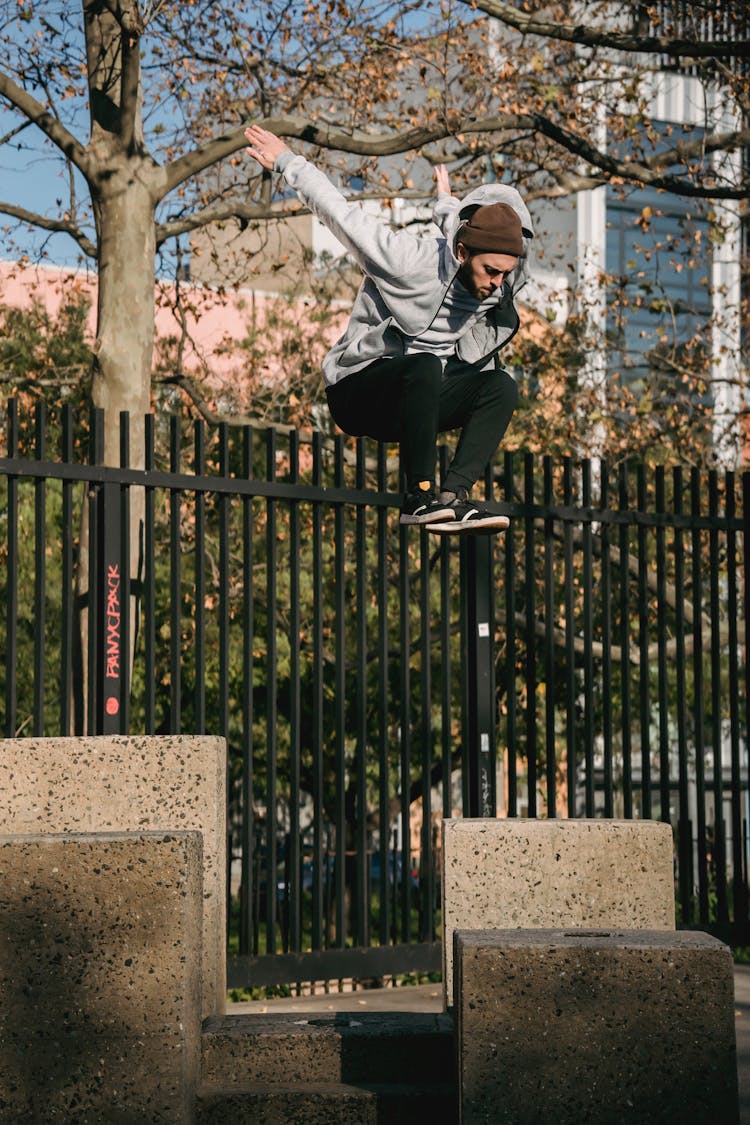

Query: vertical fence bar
<box><xmin>742</xmin><ymin>472</ymin><xmax>750</xmax><ymax>930</ymax></box>
<box><xmin>504</xmin><ymin>450</ymin><xmax>517</xmax><ymax>816</ymax></box>
<box><xmin>194</xmin><ymin>420</ymin><xmax>206</xmax><ymax>734</ymax></box>
<box><xmin>673</xmin><ymin>468</ymin><xmax>691</xmax><ymax>924</ymax></box>
<box><xmin>708</xmin><ymin>470</ymin><xmax>729</xmax><ymax>925</ymax></box>
<box><xmin>618</xmin><ymin>463</ymin><xmax>633</xmax><ymax>819</ymax></box>
<box><xmin>264</xmin><ymin>428</ymin><xmax>279</xmax><ymax>954</ymax></box>
<box><xmin>253</xmin><ymin>823</ymin><xmax>262</xmax><ymax>955</ymax></box>
<box><xmin>240</xmin><ymin>425</ymin><xmax>255</xmax><ymax>957</ymax></box>
<box><xmin>169</xmin><ymin>416</ymin><xmax>181</xmax><ymax>734</ymax></box>
<box><xmin>543</xmin><ymin>456</ymin><xmax>556</xmax><ymax>817</ymax></box>
<box><xmin>288</xmin><ymin>430</ymin><xmax>302</xmax><ymax>953</ymax></box>
<box><xmin>87</xmin><ymin>409</ymin><xmax>103</xmax><ymax>735</ymax></box>
<box><xmin>439</xmin><ymin>444</ymin><xmax>453</xmax><ymax>821</ymax></box>
<box><xmin>563</xmin><ymin>458</ymin><xmax>576</xmax><ymax>816</ymax></box>
<box><xmin>118</xmin><ymin>413</ymin><xmax>131</xmax><ymax>735</ymax></box>
<box><xmin>376</xmin><ymin>441</ymin><xmax>390</xmax><ymax>946</ymax></box>
<box><xmin>333</xmin><ymin>435</ymin><xmax>346</xmax><ymax>950</ymax></box>
<box><xmin>523</xmin><ymin>453</ymin><xmax>537</xmax><ymax>816</ymax></box>
<box><xmin>96</xmin><ymin>472</ymin><xmax>124</xmax><ymax>735</ymax></box>
<box><xmin>691</xmin><ymin>467</ymin><xmax>708</xmax><ymax>923</ymax></box>
<box><xmin>725</xmin><ymin>472</ymin><xmax>746</xmax><ymax>928</ymax></box>
<box><xmin>655</xmin><ymin>467</ymin><xmax>670</xmax><ymax>823</ymax></box>
<box><xmin>218</xmin><ymin>424</ymin><xmax>230</xmax><ymax>744</ymax></box>
<box><xmin>355</xmin><ymin>438</ymin><xmax>368</xmax><ymax>947</ymax></box>
<box><xmin>33</xmin><ymin>401</ymin><xmax>46</xmax><ymax>735</ymax></box>
<box><xmin>600</xmin><ymin>461</ymin><xmax>613</xmax><ymax>817</ymax></box>
<box><xmin>581</xmin><ymin>459</ymin><xmax>594</xmax><ymax>816</ymax></box>
<box><xmin>311</xmin><ymin>431</ymin><xmax>325</xmax><ymax>952</ymax></box>
<box><xmin>60</xmin><ymin>404</ymin><xmax>74</xmax><ymax>736</ymax></box>
<box><xmin>398</xmin><ymin>514</ymin><xmax>411</xmax><ymax>940</ymax></box>
<box><xmin>143</xmin><ymin>414</ymin><xmax>156</xmax><ymax>733</ymax></box>
<box><xmin>419</xmin><ymin>526</ymin><xmax>433</xmax><ymax>936</ymax></box>
<box><xmin>636</xmin><ymin>464</ymin><xmax>651</xmax><ymax>819</ymax></box>
<box><xmin>463</xmin><ymin>533</ymin><xmax>495</xmax><ymax>818</ymax></box>
<box><xmin>5</xmin><ymin>399</ymin><xmax>18</xmax><ymax>737</ymax></box>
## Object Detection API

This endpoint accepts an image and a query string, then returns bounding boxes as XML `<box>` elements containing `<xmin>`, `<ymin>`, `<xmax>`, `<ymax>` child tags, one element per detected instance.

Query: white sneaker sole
<box><xmin>427</xmin><ymin>515</ymin><xmax>510</xmax><ymax>534</ymax></box>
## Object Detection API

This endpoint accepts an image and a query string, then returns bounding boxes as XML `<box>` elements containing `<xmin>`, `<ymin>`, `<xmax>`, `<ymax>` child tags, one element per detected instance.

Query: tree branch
<box><xmin>162</xmin><ymin>114</ymin><xmax>487</xmax><ymax>196</ymax></box>
<box><xmin>157</xmin><ymin>182</ymin><xmax>464</xmax><ymax>244</ymax></box>
<box><xmin>457</xmin><ymin>0</ymin><xmax>750</xmax><ymax>59</ymax></box>
<box><xmin>119</xmin><ymin>2</ymin><xmax>144</xmax><ymax>150</ymax></box>
<box><xmin>535</xmin><ymin>117</ymin><xmax>750</xmax><ymax>198</ymax></box>
<box><xmin>0</xmin><ymin>201</ymin><xmax>97</xmax><ymax>257</ymax></box>
<box><xmin>0</xmin><ymin>118</ymin><xmax>33</xmax><ymax>147</ymax></box>
<box><xmin>0</xmin><ymin>71</ymin><xmax>89</xmax><ymax>174</ymax></box>
<box><xmin>161</xmin><ymin>111</ymin><xmax>750</xmax><ymax>205</ymax></box>
<box><xmin>155</xmin><ymin>198</ymin><xmax>304</xmax><ymax>245</ymax></box>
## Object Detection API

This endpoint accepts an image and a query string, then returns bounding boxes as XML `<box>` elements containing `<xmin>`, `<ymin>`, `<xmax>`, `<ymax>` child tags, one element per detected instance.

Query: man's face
<box><xmin>455</xmin><ymin>243</ymin><xmax>519</xmax><ymax>301</ymax></box>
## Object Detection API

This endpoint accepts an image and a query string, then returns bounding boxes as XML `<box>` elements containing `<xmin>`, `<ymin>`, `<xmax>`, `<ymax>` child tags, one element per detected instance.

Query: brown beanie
<box><xmin>457</xmin><ymin>202</ymin><xmax>523</xmax><ymax>256</ymax></box>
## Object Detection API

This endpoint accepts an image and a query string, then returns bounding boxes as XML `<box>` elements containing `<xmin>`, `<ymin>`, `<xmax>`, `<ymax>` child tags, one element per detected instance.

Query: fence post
<box><xmin>95</xmin><ymin>480</ymin><xmax>124</xmax><ymax>735</ymax></box>
<box><xmin>462</xmin><ymin>535</ymin><xmax>496</xmax><ymax>817</ymax></box>
<box><xmin>89</xmin><ymin>408</ymin><xmax>125</xmax><ymax>735</ymax></box>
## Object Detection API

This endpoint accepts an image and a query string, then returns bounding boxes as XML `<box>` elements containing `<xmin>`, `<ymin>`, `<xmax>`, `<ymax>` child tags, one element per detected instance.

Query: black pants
<box><xmin>325</xmin><ymin>353</ymin><xmax>518</xmax><ymax>492</ymax></box>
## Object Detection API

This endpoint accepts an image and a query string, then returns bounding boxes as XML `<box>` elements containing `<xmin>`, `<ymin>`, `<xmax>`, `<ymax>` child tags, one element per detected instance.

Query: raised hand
<box><xmin>435</xmin><ymin>164</ymin><xmax>451</xmax><ymax>195</ymax></box>
<box><xmin>244</xmin><ymin>124</ymin><xmax>290</xmax><ymax>171</ymax></box>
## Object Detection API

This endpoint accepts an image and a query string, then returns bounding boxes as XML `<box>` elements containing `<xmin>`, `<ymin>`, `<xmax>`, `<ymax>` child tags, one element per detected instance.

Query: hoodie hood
<box><xmin>432</xmin><ymin>182</ymin><xmax>534</xmax><ymax>298</ymax></box>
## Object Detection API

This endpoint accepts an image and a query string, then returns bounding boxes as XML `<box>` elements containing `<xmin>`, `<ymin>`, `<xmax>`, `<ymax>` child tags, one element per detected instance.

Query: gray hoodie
<box><xmin>275</xmin><ymin>150</ymin><xmax>534</xmax><ymax>387</ymax></box>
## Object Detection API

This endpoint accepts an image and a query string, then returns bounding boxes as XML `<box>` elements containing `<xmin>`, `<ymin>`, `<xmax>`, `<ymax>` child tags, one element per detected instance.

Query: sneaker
<box><xmin>399</xmin><ymin>488</ymin><xmax>456</xmax><ymax>526</ymax></box>
<box><xmin>428</xmin><ymin>487</ymin><xmax>509</xmax><ymax>533</ymax></box>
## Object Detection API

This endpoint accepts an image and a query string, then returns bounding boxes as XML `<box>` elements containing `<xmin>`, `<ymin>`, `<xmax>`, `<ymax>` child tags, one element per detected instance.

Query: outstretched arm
<box><xmin>242</xmin><ymin>123</ymin><xmax>431</xmax><ymax>284</ymax></box>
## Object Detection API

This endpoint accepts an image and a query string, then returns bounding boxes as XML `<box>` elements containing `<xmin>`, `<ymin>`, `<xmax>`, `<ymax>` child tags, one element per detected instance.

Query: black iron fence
<box><xmin>1</xmin><ymin>399</ymin><xmax>749</xmax><ymax>985</ymax></box>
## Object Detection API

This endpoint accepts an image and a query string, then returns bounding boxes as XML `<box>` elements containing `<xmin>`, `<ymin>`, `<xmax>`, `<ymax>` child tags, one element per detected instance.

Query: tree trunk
<box><xmin>75</xmin><ymin>168</ymin><xmax>157</xmax><ymax>731</ymax></box>
<box><xmin>67</xmin><ymin>3</ymin><xmax>161</xmax><ymax>729</ymax></box>
<box><xmin>92</xmin><ymin>171</ymin><xmax>156</xmax><ymax>463</ymax></box>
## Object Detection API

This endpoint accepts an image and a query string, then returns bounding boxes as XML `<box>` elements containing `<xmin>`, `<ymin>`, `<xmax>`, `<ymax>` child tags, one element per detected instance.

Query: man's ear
<box><xmin>455</xmin><ymin>241</ymin><xmax>469</xmax><ymax>264</ymax></box>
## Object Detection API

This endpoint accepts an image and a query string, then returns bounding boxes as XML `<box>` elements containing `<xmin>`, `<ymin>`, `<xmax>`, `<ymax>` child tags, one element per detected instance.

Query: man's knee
<box><xmin>483</xmin><ymin>366</ymin><xmax>519</xmax><ymax>412</ymax></box>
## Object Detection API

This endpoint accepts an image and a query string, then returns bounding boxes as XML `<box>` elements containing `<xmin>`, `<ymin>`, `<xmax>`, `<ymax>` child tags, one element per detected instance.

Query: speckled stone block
<box><xmin>196</xmin><ymin>1082</ymin><xmax>457</xmax><ymax>1124</ymax></box>
<box><xmin>442</xmin><ymin>818</ymin><xmax>675</xmax><ymax>1003</ymax></box>
<box><xmin>0</xmin><ymin>831</ymin><xmax>203</xmax><ymax>1124</ymax></box>
<box><xmin>0</xmin><ymin>734</ymin><xmax>226</xmax><ymax>1017</ymax></box>
<box><xmin>455</xmin><ymin>928</ymin><xmax>738</xmax><ymax>1125</ymax></box>
<box><xmin>200</xmin><ymin>1011</ymin><xmax>455</xmax><ymax>1087</ymax></box>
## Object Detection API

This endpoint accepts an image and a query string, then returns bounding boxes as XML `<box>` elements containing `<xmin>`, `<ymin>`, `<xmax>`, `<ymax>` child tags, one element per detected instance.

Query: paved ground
<box><xmin>232</xmin><ymin>967</ymin><xmax>750</xmax><ymax>1121</ymax></box>
<box><xmin>229</xmin><ymin>981</ymin><xmax>444</xmax><ymax>1017</ymax></box>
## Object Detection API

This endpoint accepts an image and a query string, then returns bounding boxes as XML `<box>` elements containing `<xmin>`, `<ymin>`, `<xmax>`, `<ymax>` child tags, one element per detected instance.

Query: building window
<box><xmin>605</xmin><ymin>123</ymin><xmax>712</xmax><ymax>389</ymax></box>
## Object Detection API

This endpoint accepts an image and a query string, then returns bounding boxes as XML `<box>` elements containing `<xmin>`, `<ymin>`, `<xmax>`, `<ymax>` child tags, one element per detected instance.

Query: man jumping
<box><xmin>245</xmin><ymin>124</ymin><xmax>533</xmax><ymax>532</ymax></box>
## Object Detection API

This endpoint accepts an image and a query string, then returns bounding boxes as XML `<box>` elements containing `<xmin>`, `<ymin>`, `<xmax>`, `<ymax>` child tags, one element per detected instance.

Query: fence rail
<box><xmin>1</xmin><ymin>400</ymin><xmax>749</xmax><ymax>984</ymax></box>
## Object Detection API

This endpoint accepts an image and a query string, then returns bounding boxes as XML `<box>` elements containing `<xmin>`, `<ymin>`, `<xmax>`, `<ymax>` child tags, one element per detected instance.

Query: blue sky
<box><xmin>0</xmin><ymin>135</ymin><xmax>89</xmax><ymax>266</ymax></box>
<box><xmin>0</xmin><ymin>0</ymin><xmax>461</xmax><ymax>269</ymax></box>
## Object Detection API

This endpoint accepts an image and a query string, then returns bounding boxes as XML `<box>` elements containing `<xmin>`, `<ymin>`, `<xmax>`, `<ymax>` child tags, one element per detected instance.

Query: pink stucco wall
<box><xmin>0</xmin><ymin>259</ymin><xmax>346</xmax><ymax>395</ymax></box>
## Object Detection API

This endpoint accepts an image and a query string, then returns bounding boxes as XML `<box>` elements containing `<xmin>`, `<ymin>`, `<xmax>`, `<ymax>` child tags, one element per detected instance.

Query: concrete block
<box><xmin>455</xmin><ymin>928</ymin><xmax>738</xmax><ymax>1125</ymax></box>
<box><xmin>0</xmin><ymin>831</ymin><xmax>203</xmax><ymax>1124</ymax></box>
<box><xmin>200</xmin><ymin>1011</ymin><xmax>454</xmax><ymax>1087</ymax></box>
<box><xmin>442</xmin><ymin>818</ymin><xmax>675</xmax><ymax>1002</ymax></box>
<box><xmin>0</xmin><ymin>734</ymin><xmax>226</xmax><ymax>1017</ymax></box>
